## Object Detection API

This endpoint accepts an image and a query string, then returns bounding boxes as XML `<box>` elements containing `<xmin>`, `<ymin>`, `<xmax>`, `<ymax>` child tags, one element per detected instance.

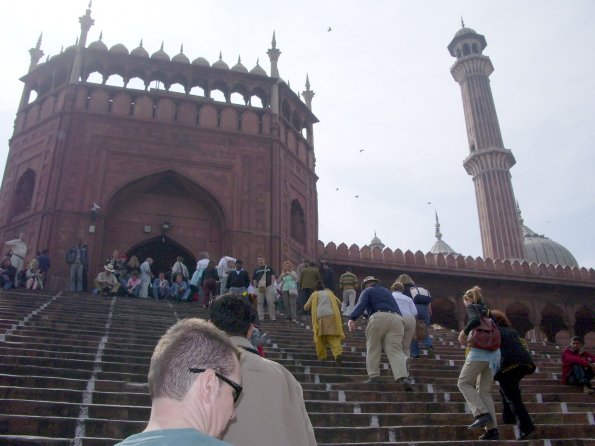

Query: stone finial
<box><xmin>180</xmin><ymin>44</ymin><xmax>184</xmax><ymax>53</ymax></box>
<box><xmin>302</xmin><ymin>73</ymin><xmax>315</xmax><ymax>110</ymax></box>
<box><xmin>36</xmin><ymin>32</ymin><xmax>43</xmax><ymax>49</ymax></box>
<box><xmin>267</xmin><ymin>30</ymin><xmax>281</xmax><ymax>78</ymax></box>
<box><xmin>435</xmin><ymin>211</ymin><xmax>443</xmax><ymax>240</ymax></box>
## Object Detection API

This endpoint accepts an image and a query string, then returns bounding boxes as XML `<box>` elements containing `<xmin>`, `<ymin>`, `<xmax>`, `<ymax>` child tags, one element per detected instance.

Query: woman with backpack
<box><xmin>457</xmin><ymin>286</ymin><xmax>501</xmax><ymax>441</ymax></box>
<box><xmin>491</xmin><ymin>309</ymin><xmax>536</xmax><ymax>440</ymax></box>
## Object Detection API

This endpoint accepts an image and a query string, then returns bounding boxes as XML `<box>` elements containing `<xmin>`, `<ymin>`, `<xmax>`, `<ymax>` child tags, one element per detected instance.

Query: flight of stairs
<box><xmin>0</xmin><ymin>290</ymin><xmax>593</xmax><ymax>445</ymax></box>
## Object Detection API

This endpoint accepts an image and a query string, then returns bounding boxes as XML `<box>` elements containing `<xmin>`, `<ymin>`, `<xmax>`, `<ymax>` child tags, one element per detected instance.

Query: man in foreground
<box><xmin>210</xmin><ymin>295</ymin><xmax>317</xmax><ymax>446</ymax></box>
<box><xmin>116</xmin><ymin>318</ymin><xmax>241</xmax><ymax>445</ymax></box>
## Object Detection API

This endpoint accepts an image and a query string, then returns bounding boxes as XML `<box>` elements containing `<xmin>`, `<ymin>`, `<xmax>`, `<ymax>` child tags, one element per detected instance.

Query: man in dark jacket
<box><xmin>348</xmin><ymin>276</ymin><xmax>411</xmax><ymax>390</ymax></box>
<box><xmin>562</xmin><ymin>336</ymin><xmax>594</xmax><ymax>394</ymax></box>
<box><xmin>225</xmin><ymin>259</ymin><xmax>251</xmax><ymax>296</ymax></box>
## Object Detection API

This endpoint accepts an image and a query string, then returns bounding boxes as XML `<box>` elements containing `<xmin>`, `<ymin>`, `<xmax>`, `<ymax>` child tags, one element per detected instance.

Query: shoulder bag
<box><xmin>467</xmin><ymin>311</ymin><xmax>501</xmax><ymax>351</ymax></box>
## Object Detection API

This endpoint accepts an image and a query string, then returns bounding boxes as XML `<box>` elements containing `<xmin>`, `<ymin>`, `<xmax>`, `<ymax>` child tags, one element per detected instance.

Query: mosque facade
<box><xmin>0</xmin><ymin>7</ymin><xmax>592</xmax><ymax>343</ymax></box>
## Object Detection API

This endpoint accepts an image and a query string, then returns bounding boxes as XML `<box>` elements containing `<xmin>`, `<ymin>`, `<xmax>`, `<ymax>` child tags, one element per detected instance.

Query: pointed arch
<box><xmin>290</xmin><ymin>199</ymin><xmax>306</xmax><ymax>244</ymax></box>
<box><xmin>12</xmin><ymin>169</ymin><xmax>36</xmax><ymax>216</ymax></box>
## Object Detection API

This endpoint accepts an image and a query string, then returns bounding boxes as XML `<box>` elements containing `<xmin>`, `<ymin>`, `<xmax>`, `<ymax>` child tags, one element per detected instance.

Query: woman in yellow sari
<box><xmin>304</xmin><ymin>280</ymin><xmax>345</xmax><ymax>364</ymax></box>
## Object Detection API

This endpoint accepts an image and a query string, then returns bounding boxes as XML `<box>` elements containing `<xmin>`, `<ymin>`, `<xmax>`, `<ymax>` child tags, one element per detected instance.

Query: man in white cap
<box><xmin>93</xmin><ymin>263</ymin><xmax>120</xmax><ymax>296</ymax></box>
<box><xmin>4</xmin><ymin>232</ymin><xmax>27</xmax><ymax>287</ymax></box>
<box><xmin>348</xmin><ymin>275</ymin><xmax>412</xmax><ymax>390</ymax></box>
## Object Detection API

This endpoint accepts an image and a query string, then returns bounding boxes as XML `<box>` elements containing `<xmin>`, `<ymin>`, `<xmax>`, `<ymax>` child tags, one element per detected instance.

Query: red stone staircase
<box><xmin>0</xmin><ymin>291</ymin><xmax>593</xmax><ymax>445</ymax></box>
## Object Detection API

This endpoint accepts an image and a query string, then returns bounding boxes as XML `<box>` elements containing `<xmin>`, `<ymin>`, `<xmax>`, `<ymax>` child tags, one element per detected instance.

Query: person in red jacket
<box><xmin>561</xmin><ymin>336</ymin><xmax>594</xmax><ymax>394</ymax></box>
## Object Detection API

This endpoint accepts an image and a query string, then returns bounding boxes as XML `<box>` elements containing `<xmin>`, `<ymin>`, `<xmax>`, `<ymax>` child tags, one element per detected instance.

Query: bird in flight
<box><xmin>336</xmin><ymin>187</ymin><xmax>339</xmax><ymax>191</ymax></box>
<box><xmin>328</xmin><ymin>27</ymin><xmax>332</xmax><ymax>32</ymax></box>
<box><xmin>359</xmin><ymin>149</ymin><xmax>365</xmax><ymax>153</ymax></box>
<box><xmin>355</xmin><ymin>195</ymin><xmax>359</xmax><ymax>198</ymax></box>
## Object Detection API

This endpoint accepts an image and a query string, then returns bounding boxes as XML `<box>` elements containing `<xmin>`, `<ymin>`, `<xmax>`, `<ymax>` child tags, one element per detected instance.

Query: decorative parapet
<box><xmin>318</xmin><ymin>241</ymin><xmax>595</xmax><ymax>285</ymax></box>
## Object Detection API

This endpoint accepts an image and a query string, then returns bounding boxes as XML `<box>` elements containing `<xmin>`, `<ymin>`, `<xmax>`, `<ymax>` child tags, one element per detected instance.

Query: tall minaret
<box><xmin>448</xmin><ymin>24</ymin><xmax>525</xmax><ymax>261</ymax></box>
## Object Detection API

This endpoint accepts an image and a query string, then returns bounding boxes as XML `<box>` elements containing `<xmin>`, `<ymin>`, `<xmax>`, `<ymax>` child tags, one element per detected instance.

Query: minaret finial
<box><xmin>238</xmin><ymin>55</ymin><xmax>241</xmax><ymax>63</ymax></box>
<box><xmin>160</xmin><ymin>41</ymin><xmax>164</xmax><ymax>51</ymax></box>
<box><xmin>36</xmin><ymin>32</ymin><xmax>43</xmax><ymax>49</ymax></box>
<box><xmin>139</xmin><ymin>39</ymin><xmax>144</xmax><ymax>47</ymax></box>
<box><xmin>180</xmin><ymin>44</ymin><xmax>184</xmax><ymax>53</ymax></box>
<box><xmin>267</xmin><ymin>30</ymin><xmax>281</xmax><ymax>78</ymax></box>
<box><xmin>99</xmin><ymin>31</ymin><xmax>103</xmax><ymax>40</ymax></box>
<box><xmin>219</xmin><ymin>51</ymin><xmax>223</xmax><ymax>60</ymax></box>
<box><xmin>302</xmin><ymin>74</ymin><xmax>315</xmax><ymax>110</ymax></box>
<box><xmin>435</xmin><ymin>211</ymin><xmax>443</xmax><ymax>241</ymax></box>
<box><xmin>461</xmin><ymin>16</ymin><xmax>465</xmax><ymax>28</ymax></box>
<box><xmin>272</xmin><ymin>30</ymin><xmax>277</xmax><ymax>49</ymax></box>
<box><xmin>88</xmin><ymin>0</ymin><xmax>93</xmax><ymax>9</ymax></box>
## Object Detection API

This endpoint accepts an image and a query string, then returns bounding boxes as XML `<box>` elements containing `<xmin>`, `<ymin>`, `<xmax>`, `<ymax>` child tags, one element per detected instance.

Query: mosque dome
<box><xmin>131</xmin><ymin>41</ymin><xmax>149</xmax><ymax>58</ymax></box>
<box><xmin>369</xmin><ymin>231</ymin><xmax>385</xmax><ymax>251</ymax></box>
<box><xmin>454</xmin><ymin>26</ymin><xmax>478</xmax><ymax>38</ymax></box>
<box><xmin>172</xmin><ymin>51</ymin><xmax>190</xmax><ymax>64</ymax></box>
<box><xmin>429</xmin><ymin>212</ymin><xmax>460</xmax><ymax>256</ymax></box>
<box><xmin>151</xmin><ymin>44</ymin><xmax>170</xmax><ymax>61</ymax></box>
<box><xmin>89</xmin><ymin>34</ymin><xmax>107</xmax><ymax>51</ymax></box>
<box><xmin>109</xmin><ymin>43</ymin><xmax>129</xmax><ymax>55</ymax></box>
<box><xmin>250</xmin><ymin>61</ymin><xmax>267</xmax><ymax>76</ymax></box>
<box><xmin>212</xmin><ymin>52</ymin><xmax>229</xmax><ymax>70</ymax></box>
<box><xmin>231</xmin><ymin>56</ymin><xmax>248</xmax><ymax>73</ymax></box>
<box><xmin>522</xmin><ymin>224</ymin><xmax>579</xmax><ymax>267</ymax></box>
<box><xmin>192</xmin><ymin>56</ymin><xmax>210</xmax><ymax>67</ymax></box>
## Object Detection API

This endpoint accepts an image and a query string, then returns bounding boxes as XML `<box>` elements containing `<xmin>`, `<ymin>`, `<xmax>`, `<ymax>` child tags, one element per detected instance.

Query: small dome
<box><xmin>172</xmin><ymin>52</ymin><xmax>189</xmax><ymax>64</ymax></box>
<box><xmin>369</xmin><ymin>232</ymin><xmax>385</xmax><ymax>251</ymax></box>
<box><xmin>213</xmin><ymin>52</ymin><xmax>229</xmax><ymax>70</ymax></box>
<box><xmin>429</xmin><ymin>213</ymin><xmax>460</xmax><ymax>256</ymax></box>
<box><xmin>454</xmin><ymin>26</ymin><xmax>478</xmax><ymax>38</ymax></box>
<box><xmin>151</xmin><ymin>43</ymin><xmax>170</xmax><ymax>61</ymax></box>
<box><xmin>231</xmin><ymin>56</ymin><xmax>248</xmax><ymax>73</ymax></box>
<box><xmin>250</xmin><ymin>62</ymin><xmax>267</xmax><ymax>76</ymax></box>
<box><xmin>430</xmin><ymin>239</ymin><xmax>458</xmax><ymax>256</ymax></box>
<box><xmin>89</xmin><ymin>33</ymin><xmax>107</xmax><ymax>51</ymax></box>
<box><xmin>131</xmin><ymin>40</ymin><xmax>149</xmax><ymax>58</ymax></box>
<box><xmin>109</xmin><ymin>43</ymin><xmax>129</xmax><ymax>55</ymax></box>
<box><xmin>192</xmin><ymin>56</ymin><xmax>210</xmax><ymax>66</ymax></box>
<box><xmin>522</xmin><ymin>224</ymin><xmax>579</xmax><ymax>267</ymax></box>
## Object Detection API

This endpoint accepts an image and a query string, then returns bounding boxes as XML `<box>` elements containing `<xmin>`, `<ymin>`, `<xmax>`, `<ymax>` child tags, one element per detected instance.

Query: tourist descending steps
<box><xmin>210</xmin><ymin>296</ymin><xmax>317</xmax><ymax>446</ymax></box>
<box><xmin>491</xmin><ymin>309</ymin><xmax>536</xmax><ymax>440</ymax></box>
<box><xmin>115</xmin><ymin>318</ymin><xmax>241</xmax><ymax>446</ymax></box>
<box><xmin>252</xmin><ymin>256</ymin><xmax>277</xmax><ymax>321</ymax></box>
<box><xmin>457</xmin><ymin>286</ymin><xmax>501</xmax><ymax>441</ymax></box>
<box><xmin>347</xmin><ymin>276</ymin><xmax>412</xmax><ymax>391</ymax></box>
<box><xmin>304</xmin><ymin>280</ymin><xmax>345</xmax><ymax>364</ymax></box>
<box><xmin>278</xmin><ymin>260</ymin><xmax>299</xmax><ymax>322</ymax></box>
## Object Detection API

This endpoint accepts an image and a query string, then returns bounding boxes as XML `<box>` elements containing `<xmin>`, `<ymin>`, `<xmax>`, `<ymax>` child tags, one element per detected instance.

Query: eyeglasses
<box><xmin>189</xmin><ymin>368</ymin><xmax>243</xmax><ymax>403</ymax></box>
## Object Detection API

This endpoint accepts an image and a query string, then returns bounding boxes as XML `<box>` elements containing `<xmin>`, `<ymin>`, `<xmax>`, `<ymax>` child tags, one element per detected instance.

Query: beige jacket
<box><xmin>222</xmin><ymin>336</ymin><xmax>317</xmax><ymax>446</ymax></box>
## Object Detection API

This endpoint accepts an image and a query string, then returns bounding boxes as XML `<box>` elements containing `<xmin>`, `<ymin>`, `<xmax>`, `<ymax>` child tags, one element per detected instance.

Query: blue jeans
<box><xmin>411</xmin><ymin>303</ymin><xmax>432</xmax><ymax>357</ymax></box>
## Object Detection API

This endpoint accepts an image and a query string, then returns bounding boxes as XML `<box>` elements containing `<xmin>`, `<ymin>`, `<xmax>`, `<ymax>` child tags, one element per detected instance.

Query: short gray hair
<box><xmin>148</xmin><ymin>318</ymin><xmax>239</xmax><ymax>400</ymax></box>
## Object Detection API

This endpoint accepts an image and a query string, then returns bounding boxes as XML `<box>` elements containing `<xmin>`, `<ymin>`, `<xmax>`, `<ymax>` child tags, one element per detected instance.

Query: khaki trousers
<box><xmin>257</xmin><ymin>285</ymin><xmax>276</xmax><ymax>320</ymax></box>
<box><xmin>457</xmin><ymin>359</ymin><xmax>498</xmax><ymax>429</ymax></box>
<box><xmin>342</xmin><ymin>289</ymin><xmax>357</xmax><ymax>315</ymax></box>
<box><xmin>365</xmin><ymin>312</ymin><xmax>407</xmax><ymax>381</ymax></box>
<box><xmin>401</xmin><ymin>315</ymin><xmax>416</xmax><ymax>359</ymax></box>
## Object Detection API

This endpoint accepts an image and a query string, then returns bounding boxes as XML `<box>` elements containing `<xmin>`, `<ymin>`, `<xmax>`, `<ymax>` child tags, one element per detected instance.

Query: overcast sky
<box><xmin>1</xmin><ymin>0</ymin><xmax>593</xmax><ymax>269</ymax></box>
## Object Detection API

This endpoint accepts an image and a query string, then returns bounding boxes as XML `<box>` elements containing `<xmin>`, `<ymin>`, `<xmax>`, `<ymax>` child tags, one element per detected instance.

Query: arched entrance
<box><xmin>540</xmin><ymin>304</ymin><xmax>567</xmax><ymax>343</ymax></box>
<box><xmin>506</xmin><ymin>302</ymin><xmax>533</xmax><ymax>338</ymax></box>
<box><xmin>102</xmin><ymin>170</ymin><xmax>226</xmax><ymax>271</ymax></box>
<box><xmin>127</xmin><ymin>235</ymin><xmax>195</xmax><ymax>279</ymax></box>
<box><xmin>432</xmin><ymin>297</ymin><xmax>457</xmax><ymax>330</ymax></box>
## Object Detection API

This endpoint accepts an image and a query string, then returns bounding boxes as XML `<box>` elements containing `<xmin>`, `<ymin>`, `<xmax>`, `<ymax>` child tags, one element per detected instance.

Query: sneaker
<box><xmin>468</xmin><ymin>413</ymin><xmax>492</xmax><ymax>430</ymax></box>
<box><xmin>363</xmin><ymin>377</ymin><xmax>381</xmax><ymax>384</ymax></box>
<box><xmin>518</xmin><ymin>427</ymin><xmax>535</xmax><ymax>440</ymax></box>
<box><xmin>479</xmin><ymin>428</ymin><xmax>500</xmax><ymax>440</ymax></box>
<box><xmin>396</xmin><ymin>377</ymin><xmax>413</xmax><ymax>391</ymax></box>
<box><xmin>583</xmin><ymin>385</ymin><xmax>594</xmax><ymax>395</ymax></box>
